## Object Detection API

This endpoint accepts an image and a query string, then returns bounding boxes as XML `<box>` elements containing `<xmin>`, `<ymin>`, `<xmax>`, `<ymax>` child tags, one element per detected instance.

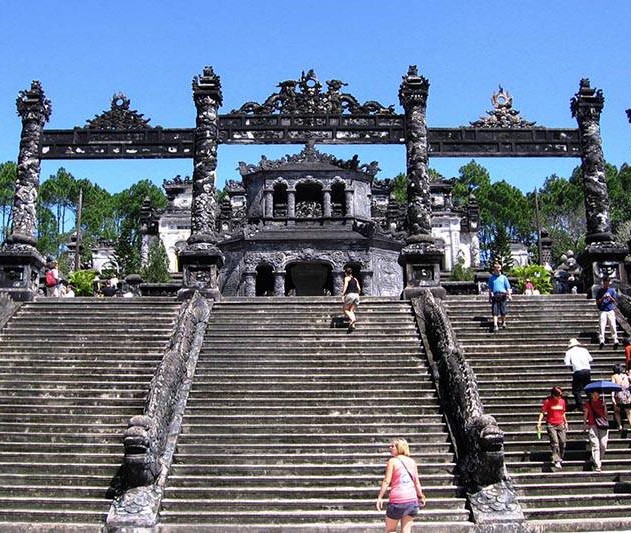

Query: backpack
<box><xmin>45</xmin><ymin>270</ymin><xmax>57</xmax><ymax>287</ymax></box>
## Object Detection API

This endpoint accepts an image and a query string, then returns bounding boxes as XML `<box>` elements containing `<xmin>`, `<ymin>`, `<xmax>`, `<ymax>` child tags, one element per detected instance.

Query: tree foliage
<box><xmin>141</xmin><ymin>240</ymin><xmax>171</xmax><ymax>283</ymax></box>
<box><xmin>0</xmin><ymin>162</ymin><xmax>16</xmax><ymax>240</ymax></box>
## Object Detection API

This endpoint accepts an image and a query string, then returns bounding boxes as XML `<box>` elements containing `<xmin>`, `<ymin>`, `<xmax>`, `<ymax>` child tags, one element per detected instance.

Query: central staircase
<box><xmin>158</xmin><ymin>297</ymin><xmax>472</xmax><ymax>531</ymax></box>
<box><xmin>445</xmin><ymin>293</ymin><xmax>631</xmax><ymax>532</ymax></box>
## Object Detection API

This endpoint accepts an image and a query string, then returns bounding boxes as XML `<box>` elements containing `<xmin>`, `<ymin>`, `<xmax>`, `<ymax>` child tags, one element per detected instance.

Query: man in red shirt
<box><xmin>624</xmin><ymin>337</ymin><xmax>631</xmax><ymax>371</ymax></box>
<box><xmin>537</xmin><ymin>386</ymin><xmax>568</xmax><ymax>469</ymax></box>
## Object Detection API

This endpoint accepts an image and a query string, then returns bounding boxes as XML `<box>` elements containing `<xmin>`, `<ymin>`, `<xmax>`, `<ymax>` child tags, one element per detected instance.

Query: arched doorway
<box><xmin>255</xmin><ymin>264</ymin><xmax>274</xmax><ymax>296</ymax></box>
<box><xmin>285</xmin><ymin>262</ymin><xmax>332</xmax><ymax>296</ymax></box>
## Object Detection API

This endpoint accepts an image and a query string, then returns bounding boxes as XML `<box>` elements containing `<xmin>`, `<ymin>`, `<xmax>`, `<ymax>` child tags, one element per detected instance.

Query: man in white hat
<box><xmin>564</xmin><ymin>338</ymin><xmax>593</xmax><ymax>410</ymax></box>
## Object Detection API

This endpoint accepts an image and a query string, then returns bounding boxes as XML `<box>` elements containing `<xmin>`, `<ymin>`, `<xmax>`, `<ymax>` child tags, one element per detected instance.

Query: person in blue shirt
<box><xmin>595</xmin><ymin>276</ymin><xmax>619</xmax><ymax>349</ymax></box>
<box><xmin>487</xmin><ymin>262</ymin><xmax>512</xmax><ymax>332</ymax></box>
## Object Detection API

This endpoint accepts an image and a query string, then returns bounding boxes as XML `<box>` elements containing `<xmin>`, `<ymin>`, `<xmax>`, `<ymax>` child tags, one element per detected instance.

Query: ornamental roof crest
<box><xmin>238</xmin><ymin>141</ymin><xmax>380</xmax><ymax>176</ymax></box>
<box><xmin>231</xmin><ymin>69</ymin><xmax>394</xmax><ymax>116</ymax></box>
<box><xmin>469</xmin><ymin>86</ymin><xmax>535</xmax><ymax>128</ymax></box>
<box><xmin>84</xmin><ymin>93</ymin><xmax>155</xmax><ymax>129</ymax></box>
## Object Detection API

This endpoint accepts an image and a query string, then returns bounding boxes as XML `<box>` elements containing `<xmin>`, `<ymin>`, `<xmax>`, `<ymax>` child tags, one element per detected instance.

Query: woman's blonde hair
<box><xmin>390</xmin><ymin>437</ymin><xmax>411</xmax><ymax>456</ymax></box>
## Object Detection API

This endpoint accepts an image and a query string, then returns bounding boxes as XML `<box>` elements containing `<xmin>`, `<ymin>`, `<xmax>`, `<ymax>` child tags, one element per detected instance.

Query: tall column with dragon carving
<box><xmin>0</xmin><ymin>81</ymin><xmax>50</xmax><ymax>301</ymax></box>
<box><xmin>178</xmin><ymin>67</ymin><xmax>224</xmax><ymax>301</ymax></box>
<box><xmin>571</xmin><ymin>79</ymin><xmax>627</xmax><ymax>292</ymax></box>
<box><xmin>397</xmin><ymin>66</ymin><xmax>445</xmax><ymax>298</ymax></box>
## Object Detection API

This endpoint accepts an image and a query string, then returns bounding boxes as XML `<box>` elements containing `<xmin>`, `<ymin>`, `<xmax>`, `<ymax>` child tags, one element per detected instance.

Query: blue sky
<box><xmin>1</xmin><ymin>0</ymin><xmax>629</xmax><ymax>194</ymax></box>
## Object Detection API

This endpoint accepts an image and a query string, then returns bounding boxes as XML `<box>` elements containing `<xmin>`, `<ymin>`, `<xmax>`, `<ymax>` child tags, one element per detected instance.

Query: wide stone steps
<box><xmin>445</xmin><ymin>293</ymin><xmax>631</xmax><ymax>530</ymax></box>
<box><xmin>0</xmin><ymin>298</ymin><xmax>181</xmax><ymax>528</ymax></box>
<box><xmin>160</xmin><ymin>298</ymin><xmax>471</xmax><ymax>529</ymax></box>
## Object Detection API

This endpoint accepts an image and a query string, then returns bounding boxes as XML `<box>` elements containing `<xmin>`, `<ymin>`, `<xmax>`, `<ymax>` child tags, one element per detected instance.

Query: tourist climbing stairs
<box><xmin>445</xmin><ymin>293</ymin><xmax>631</xmax><ymax>531</ymax></box>
<box><xmin>0</xmin><ymin>297</ymin><xmax>181</xmax><ymax>531</ymax></box>
<box><xmin>159</xmin><ymin>297</ymin><xmax>473</xmax><ymax>531</ymax></box>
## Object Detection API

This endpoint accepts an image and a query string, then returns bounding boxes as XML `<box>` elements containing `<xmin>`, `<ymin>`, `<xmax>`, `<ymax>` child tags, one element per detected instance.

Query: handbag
<box><xmin>588</xmin><ymin>400</ymin><xmax>609</xmax><ymax>429</ymax></box>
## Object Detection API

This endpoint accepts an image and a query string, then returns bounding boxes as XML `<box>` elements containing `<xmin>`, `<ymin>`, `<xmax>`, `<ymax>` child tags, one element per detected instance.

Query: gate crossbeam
<box><xmin>40</xmin><ymin>120</ymin><xmax>580</xmax><ymax>159</ymax></box>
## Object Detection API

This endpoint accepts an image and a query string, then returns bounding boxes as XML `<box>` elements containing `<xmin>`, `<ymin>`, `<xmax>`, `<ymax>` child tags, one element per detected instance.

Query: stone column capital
<box><xmin>570</xmin><ymin>78</ymin><xmax>604</xmax><ymax>122</ymax></box>
<box><xmin>398</xmin><ymin>65</ymin><xmax>430</xmax><ymax>110</ymax></box>
<box><xmin>16</xmin><ymin>80</ymin><xmax>52</xmax><ymax>123</ymax></box>
<box><xmin>192</xmin><ymin>66</ymin><xmax>223</xmax><ymax>107</ymax></box>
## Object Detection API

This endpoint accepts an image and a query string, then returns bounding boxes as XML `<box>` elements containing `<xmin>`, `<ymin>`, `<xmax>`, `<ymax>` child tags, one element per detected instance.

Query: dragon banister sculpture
<box><xmin>107</xmin><ymin>291</ymin><xmax>211</xmax><ymax>528</ymax></box>
<box><xmin>411</xmin><ymin>290</ymin><xmax>525</xmax><ymax>528</ymax></box>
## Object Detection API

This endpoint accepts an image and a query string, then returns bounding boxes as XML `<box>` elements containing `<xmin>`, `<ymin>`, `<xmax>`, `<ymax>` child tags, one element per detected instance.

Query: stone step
<box><xmin>0</xmin><ymin>432</ymin><xmax>121</xmax><ymax>444</ymax></box>
<box><xmin>0</xmin><ymin>404</ymin><xmax>142</xmax><ymax>415</ymax></box>
<box><xmin>168</xmin><ymin>463</ymin><xmax>456</xmax><ymax>476</ymax></box>
<box><xmin>0</xmin><ymin>462</ymin><xmax>119</xmax><ymax>475</ymax></box>
<box><xmin>174</xmin><ymin>442</ymin><xmax>454</xmax><ymax>454</ymax></box>
<box><xmin>161</xmin><ymin>496</ymin><xmax>464</xmax><ymax>512</ymax></box>
<box><xmin>173</xmin><ymin>452</ymin><xmax>455</xmax><ymax>466</ymax></box>
<box><xmin>166</xmin><ymin>472</ymin><xmax>458</xmax><ymax>488</ymax></box>
<box><xmin>180</xmin><ymin>405</ymin><xmax>438</xmax><ymax>415</ymax></box>
<box><xmin>522</xmin><ymin>503</ymin><xmax>631</xmax><ymax>520</ymax></box>
<box><xmin>184</xmin><ymin>388</ymin><xmax>437</xmax><ymax>399</ymax></box>
<box><xmin>163</xmin><ymin>485</ymin><xmax>462</xmax><ymax>499</ymax></box>
<box><xmin>0</xmin><ymin>508</ymin><xmax>111</xmax><ymax>532</ymax></box>
<box><xmin>175</xmin><ymin>431</ymin><xmax>451</xmax><ymax>445</ymax></box>
<box><xmin>179</xmin><ymin>421</ymin><xmax>448</xmax><ymax>435</ymax></box>
<box><xmin>197</xmin><ymin>348</ymin><xmax>423</xmax><ymax>356</ymax></box>
<box><xmin>0</xmin><ymin>452</ymin><xmax>124</xmax><ymax>464</ymax></box>
<box><xmin>515</xmin><ymin>479</ymin><xmax>631</xmax><ymax>496</ymax></box>
<box><xmin>157</xmin><ymin>508</ymin><xmax>471</xmax><ymax>525</ymax></box>
<box><xmin>195</xmin><ymin>358</ymin><xmax>422</xmax><ymax>367</ymax></box>
<box><xmin>524</xmin><ymin>516</ymin><xmax>631</xmax><ymax>532</ymax></box>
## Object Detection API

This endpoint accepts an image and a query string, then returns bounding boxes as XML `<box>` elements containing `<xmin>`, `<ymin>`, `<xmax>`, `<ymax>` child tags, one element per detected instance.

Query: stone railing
<box><xmin>614</xmin><ymin>282</ymin><xmax>631</xmax><ymax>337</ymax></box>
<box><xmin>0</xmin><ymin>293</ymin><xmax>21</xmax><ymax>330</ymax></box>
<box><xmin>106</xmin><ymin>290</ymin><xmax>211</xmax><ymax>528</ymax></box>
<box><xmin>411</xmin><ymin>290</ymin><xmax>525</xmax><ymax>527</ymax></box>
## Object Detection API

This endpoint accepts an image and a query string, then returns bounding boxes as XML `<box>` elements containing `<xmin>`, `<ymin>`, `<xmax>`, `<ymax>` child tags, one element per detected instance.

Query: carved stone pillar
<box><xmin>287</xmin><ymin>190</ymin><xmax>296</xmax><ymax>220</ymax></box>
<box><xmin>539</xmin><ymin>229</ymin><xmax>553</xmax><ymax>268</ymax></box>
<box><xmin>264</xmin><ymin>190</ymin><xmax>273</xmax><ymax>218</ymax></box>
<box><xmin>399</xmin><ymin>65</ymin><xmax>432</xmax><ymax>241</ymax></box>
<box><xmin>361</xmin><ymin>270</ymin><xmax>373</xmax><ymax>296</ymax></box>
<box><xmin>178</xmin><ymin>67</ymin><xmax>224</xmax><ymax>301</ymax></box>
<box><xmin>9</xmin><ymin>81</ymin><xmax>51</xmax><ymax>246</ymax></box>
<box><xmin>332</xmin><ymin>271</ymin><xmax>344</xmax><ymax>296</ymax></box>
<box><xmin>397</xmin><ymin>66</ymin><xmax>445</xmax><ymax>298</ymax></box>
<box><xmin>273</xmin><ymin>271</ymin><xmax>286</xmax><ymax>296</ymax></box>
<box><xmin>571</xmin><ymin>79</ymin><xmax>611</xmax><ymax>244</ymax></box>
<box><xmin>0</xmin><ymin>81</ymin><xmax>50</xmax><ymax>301</ymax></box>
<box><xmin>323</xmin><ymin>190</ymin><xmax>332</xmax><ymax>218</ymax></box>
<box><xmin>242</xmin><ymin>271</ymin><xmax>256</xmax><ymax>297</ymax></box>
<box><xmin>572</xmin><ymin>79</ymin><xmax>627</xmax><ymax>291</ymax></box>
<box><xmin>344</xmin><ymin>190</ymin><xmax>354</xmax><ymax>218</ymax></box>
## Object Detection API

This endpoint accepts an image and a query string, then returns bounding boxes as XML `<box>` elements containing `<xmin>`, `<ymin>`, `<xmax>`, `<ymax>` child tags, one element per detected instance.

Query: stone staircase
<box><xmin>445</xmin><ymin>293</ymin><xmax>631</xmax><ymax>531</ymax></box>
<box><xmin>158</xmin><ymin>297</ymin><xmax>473</xmax><ymax>531</ymax></box>
<box><xmin>0</xmin><ymin>297</ymin><xmax>181</xmax><ymax>531</ymax></box>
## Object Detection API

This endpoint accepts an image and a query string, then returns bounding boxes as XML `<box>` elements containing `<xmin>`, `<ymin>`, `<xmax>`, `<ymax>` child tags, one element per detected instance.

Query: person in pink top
<box><xmin>376</xmin><ymin>438</ymin><xmax>426</xmax><ymax>533</ymax></box>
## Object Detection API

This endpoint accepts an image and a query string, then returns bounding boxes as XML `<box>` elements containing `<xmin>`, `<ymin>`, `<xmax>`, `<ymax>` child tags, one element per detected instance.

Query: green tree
<box><xmin>607</xmin><ymin>163</ymin><xmax>631</xmax><ymax>234</ymax></box>
<box><xmin>391</xmin><ymin>172</ymin><xmax>407</xmax><ymax>204</ymax></box>
<box><xmin>0</xmin><ymin>162</ymin><xmax>16</xmax><ymax>239</ymax></box>
<box><xmin>455</xmin><ymin>161</ymin><xmax>533</xmax><ymax>265</ymax></box>
<box><xmin>488</xmin><ymin>225</ymin><xmax>514</xmax><ymax>271</ymax></box>
<box><xmin>141</xmin><ymin>240</ymin><xmax>171</xmax><ymax>282</ymax></box>
<box><xmin>40</xmin><ymin>168</ymin><xmax>78</xmax><ymax>235</ymax></box>
<box><xmin>453</xmin><ymin>160</ymin><xmax>491</xmax><ymax>208</ymax></box>
<box><xmin>111</xmin><ymin>180</ymin><xmax>167</xmax><ymax>276</ymax></box>
<box><xmin>537</xmin><ymin>171</ymin><xmax>585</xmax><ymax>261</ymax></box>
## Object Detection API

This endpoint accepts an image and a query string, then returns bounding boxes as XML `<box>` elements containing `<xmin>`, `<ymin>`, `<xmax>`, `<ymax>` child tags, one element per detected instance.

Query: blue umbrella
<box><xmin>584</xmin><ymin>380</ymin><xmax>622</xmax><ymax>394</ymax></box>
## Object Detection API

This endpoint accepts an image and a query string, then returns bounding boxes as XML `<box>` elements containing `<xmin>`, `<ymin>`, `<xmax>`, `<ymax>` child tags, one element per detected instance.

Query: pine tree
<box><xmin>141</xmin><ymin>240</ymin><xmax>171</xmax><ymax>283</ymax></box>
<box><xmin>488</xmin><ymin>225</ymin><xmax>514</xmax><ymax>271</ymax></box>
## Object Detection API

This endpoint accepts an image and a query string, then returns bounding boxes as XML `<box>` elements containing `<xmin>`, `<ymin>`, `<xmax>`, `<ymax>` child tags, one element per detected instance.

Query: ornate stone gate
<box><xmin>0</xmin><ymin>66</ymin><xmax>622</xmax><ymax>299</ymax></box>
